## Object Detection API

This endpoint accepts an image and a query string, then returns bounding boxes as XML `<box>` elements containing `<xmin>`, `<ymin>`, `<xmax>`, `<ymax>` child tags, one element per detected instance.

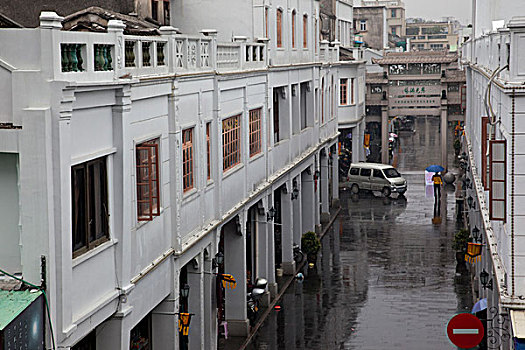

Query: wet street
<box><xmin>247</xmin><ymin>117</ymin><xmax>473</xmax><ymax>349</ymax></box>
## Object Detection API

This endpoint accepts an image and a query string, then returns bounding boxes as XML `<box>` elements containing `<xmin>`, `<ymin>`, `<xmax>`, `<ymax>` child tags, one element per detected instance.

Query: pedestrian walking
<box><xmin>432</xmin><ymin>172</ymin><xmax>443</xmax><ymax>199</ymax></box>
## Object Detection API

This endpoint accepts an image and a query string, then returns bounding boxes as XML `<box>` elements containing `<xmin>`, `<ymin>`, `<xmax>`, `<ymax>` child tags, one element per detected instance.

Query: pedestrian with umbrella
<box><xmin>426</xmin><ymin>165</ymin><xmax>445</xmax><ymax>199</ymax></box>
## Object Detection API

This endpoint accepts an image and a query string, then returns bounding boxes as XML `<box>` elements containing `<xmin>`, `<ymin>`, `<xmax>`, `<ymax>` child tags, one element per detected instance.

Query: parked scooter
<box><xmin>293</xmin><ymin>244</ymin><xmax>305</xmax><ymax>264</ymax></box>
<box><xmin>247</xmin><ymin>278</ymin><xmax>267</xmax><ymax>326</ymax></box>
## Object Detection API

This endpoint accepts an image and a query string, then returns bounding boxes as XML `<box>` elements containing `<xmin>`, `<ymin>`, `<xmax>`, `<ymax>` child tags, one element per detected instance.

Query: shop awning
<box><xmin>511</xmin><ymin>310</ymin><xmax>525</xmax><ymax>339</ymax></box>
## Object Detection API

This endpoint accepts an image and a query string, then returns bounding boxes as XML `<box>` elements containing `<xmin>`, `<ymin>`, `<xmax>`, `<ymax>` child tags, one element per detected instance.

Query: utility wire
<box><xmin>0</xmin><ymin>267</ymin><xmax>56</xmax><ymax>350</ymax></box>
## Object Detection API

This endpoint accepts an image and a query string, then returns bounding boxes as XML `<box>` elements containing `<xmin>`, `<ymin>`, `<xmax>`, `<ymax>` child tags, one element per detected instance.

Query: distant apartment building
<box><xmin>320</xmin><ymin>0</ymin><xmax>355</xmax><ymax>48</ymax></box>
<box><xmin>360</xmin><ymin>0</ymin><xmax>406</xmax><ymax>38</ymax></box>
<box><xmin>0</xmin><ymin>0</ymin><xmax>366</xmax><ymax>349</ymax></box>
<box><xmin>406</xmin><ymin>20</ymin><xmax>459</xmax><ymax>52</ymax></box>
<box><xmin>353</xmin><ymin>5</ymin><xmax>389</xmax><ymax>50</ymax></box>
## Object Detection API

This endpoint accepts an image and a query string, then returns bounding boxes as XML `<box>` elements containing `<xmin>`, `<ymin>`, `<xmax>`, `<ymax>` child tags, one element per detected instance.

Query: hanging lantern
<box><xmin>220</xmin><ymin>274</ymin><xmax>237</xmax><ymax>290</ymax></box>
<box><xmin>465</xmin><ymin>242</ymin><xmax>482</xmax><ymax>263</ymax></box>
<box><xmin>178</xmin><ymin>313</ymin><xmax>193</xmax><ymax>336</ymax></box>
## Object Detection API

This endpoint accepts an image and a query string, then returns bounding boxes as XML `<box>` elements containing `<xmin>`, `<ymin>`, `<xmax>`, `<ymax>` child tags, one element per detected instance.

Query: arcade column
<box><xmin>381</xmin><ymin>105</ymin><xmax>389</xmax><ymax>164</ymax></box>
<box><xmin>441</xmin><ymin>99</ymin><xmax>448</xmax><ymax>171</ymax></box>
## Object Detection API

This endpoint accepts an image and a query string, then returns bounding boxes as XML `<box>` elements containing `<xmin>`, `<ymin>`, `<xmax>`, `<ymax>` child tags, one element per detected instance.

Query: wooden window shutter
<box><xmin>277</xmin><ymin>9</ymin><xmax>283</xmax><ymax>47</ymax></box>
<box><xmin>136</xmin><ymin>142</ymin><xmax>160</xmax><ymax>221</ymax></box>
<box><xmin>489</xmin><ymin>140</ymin><xmax>506</xmax><ymax>221</ymax></box>
<box><xmin>481</xmin><ymin>117</ymin><xmax>489</xmax><ymax>189</ymax></box>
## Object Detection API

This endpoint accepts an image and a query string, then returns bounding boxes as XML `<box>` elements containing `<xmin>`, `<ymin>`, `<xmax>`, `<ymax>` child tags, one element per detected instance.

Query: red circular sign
<box><xmin>447</xmin><ymin>313</ymin><xmax>484</xmax><ymax>348</ymax></box>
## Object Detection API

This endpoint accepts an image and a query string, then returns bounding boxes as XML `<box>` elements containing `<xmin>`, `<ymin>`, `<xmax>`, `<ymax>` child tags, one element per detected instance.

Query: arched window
<box><xmin>332</xmin><ymin>76</ymin><xmax>335</xmax><ymax>118</ymax></box>
<box><xmin>265</xmin><ymin>7</ymin><xmax>269</xmax><ymax>38</ymax></box>
<box><xmin>321</xmin><ymin>78</ymin><xmax>325</xmax><ymax>123</ymax></box>
<box><xmin>303</xmin><ymin>15</ymin><xmax>308</xmax><ymax>48</ymax></box>
<box><xmin>292</xmin><ymin>10</ymin><xmax>296</xmax><ymax>48</ymax></box>
<box><xmin>277</xmin><ymin>9</ymin><xmax>283</xmax><ymax>48</ymax></box>
<box><xmin>314</xmin><ymin>18</ymin><xmax>318</xmax><ymax>52</ymax></box>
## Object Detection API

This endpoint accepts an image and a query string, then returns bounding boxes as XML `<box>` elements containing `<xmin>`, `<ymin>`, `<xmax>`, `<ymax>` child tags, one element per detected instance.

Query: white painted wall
<box><xmin>473</xmin><ymin>0</ymin><xmax>525</xmax><ymax>37</ymax></box>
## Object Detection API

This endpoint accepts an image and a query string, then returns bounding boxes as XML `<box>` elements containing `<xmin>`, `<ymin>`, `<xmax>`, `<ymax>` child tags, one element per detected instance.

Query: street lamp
<box><xmin>291</xmin><ymin>180</ymin><xmax>299</xmax><ymax>200</ymax></box>
<box><xmin>212</xmin><ymin>252</ymin><xmax>224</xmax><ymax>269</ymax></box>
<box><xmin>472</xmin><ymin>226</ymin><xmax>482</xmax><ymax>243</ymax></box>
<box><xmin>267</xmin><ymin>207</ymin><xmax>276</xmax><ymax>222</ymax></box>
<box><xmin>467</xmin><ymin>196</ymin><xmax>474</xmax><ymax>209</ymax></box>
<box><xmin>180</xmin><ymin>283</ymin><xmax>190</xmax><ymax>298</ymax></box>
<box><xmin>464</xmin><ymin>177</ymin><xmax>471</xmax><ymax>188</ymax></box>
<box><xmin>480</xmin><ymin>269</ymin><xmax>493</xmax><ymax>290</ymax></box>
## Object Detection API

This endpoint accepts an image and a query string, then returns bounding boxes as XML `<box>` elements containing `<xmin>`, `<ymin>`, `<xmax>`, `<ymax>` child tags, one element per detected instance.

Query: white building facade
<box><xmin>461</xmin><ymin>2</ymin><xmax>525</xmax><ymax>348</ymax></box>
<box><xmin>0</xmin><ymin>1</ymin><xmax>365</xmax><ymax>349</ymax></box>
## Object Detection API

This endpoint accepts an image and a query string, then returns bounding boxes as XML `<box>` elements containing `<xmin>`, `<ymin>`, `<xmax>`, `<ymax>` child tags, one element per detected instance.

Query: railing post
<box><xmin>233</xmin><ymin>36</ymin><xmax>248</xmax><ymax>70</ymax></box>
<box><xmin>331</xmin><ymin>41</ymin><xmax>340</xmax><ymax>63</ymax></box>
<box><xmin>39</xmin><ymin>11</ymin><xmax>63</xmax><ymax>80</ymax></box>
<box><xmin>257</xmin><ymin>38</ymin><xmax>270</xmax><ymax>67</ymax></box>
<box><xmin>201</xmin><ymin>30</ymin><xmax>218</xmax><ymax>70</ymax></box>
<box><xmin>508</xmin><ymin>18</ymin><xmax>525</xmax><ymax>81</ymax></box>
<box><xmin>320</xmin><ymin>40</ymin><xmax>329</xmax><ymax>63</ymax></box>
<box><xmin>107</xmin><ymin>20</ymin><xmax>125</xmax><ymax>80</ymax></box>
<box><xmin>160</xmin><ymin>26</ymin><xmax>179</xmax><ymax>74</ymax></box>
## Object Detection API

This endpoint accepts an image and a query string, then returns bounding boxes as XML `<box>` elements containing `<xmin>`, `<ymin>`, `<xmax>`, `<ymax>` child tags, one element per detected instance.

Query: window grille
<box><xmin>321</xmin><ymin>79</ymin><xmax>325</xmax><ymax>123</ymax></box>
<box><xmin>489</xmin><ymin>140</ymin><xmax>506</xmax><ymax>221</ymax></box>
<box><xmin>265</xmin><ymin>8</ymin><xmax>269</xmax><ymax>38</ymax></box>
<box><xmin>303</xmin><ymin>15</ymin><xmax>308</xmax><ymax>48</ymax></box>
<box><xmin>151</xmin><ymin>0</ymin><xmax>158</xmax><ymax>20</ymax></box>
<box><xmin>249</xmin><ymin>108</ymin><xmax>262</xmax><ymax>157</ymax></box>
<box><xmin>72</xmin><ymin>157</ymin><xmax>109</xmax><ymax>257</ymax></box>
<box><xmin>182</xmin><ymin>129</ymin><xmax>194</xmax><ymax>192</ymax></box>
<box><xmin>350</xmin><ymin>78</ymin><xmax>355</xmax><ymax>105</ymax></box>
<box><xmin>340</xmin><ymin>79</ymin><xmax>348</xmax><ymax>105</ymax></box>
<box><xmin>315</xmin><ymin>18</ymin><xmax>318</xmax><ymax>52</ymax></box>
<box><xmin>277</xmin><ymin>9</ymin><xmax>283</xmax><ymax>48</ymax></box>
<box><xmin>136</xmin><ymin>139</ymin><xmax>161</xmax><ymax>221</ymax></box>
<box><xmin>206</xmin><ymin>123</ymin><xmax>211</xmax><ymax>180</ymax></box>
<box><xmin>223</xmin><ymin>115</ymin><xmax>241</xmax><ymax>171</ymax></box>
<box><xmin>292</xmin><ymin>10</ymin><xmax>296</xmax><ymax>48</ymax></box>
<box><xmin>481</xmin><ymin>117</ymin><xmax>489</xmax><ymax>189</ymax></box>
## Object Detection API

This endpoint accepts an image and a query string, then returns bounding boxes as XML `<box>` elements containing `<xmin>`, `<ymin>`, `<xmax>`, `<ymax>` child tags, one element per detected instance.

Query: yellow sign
<box><xmin>465</xmin><ymin>242</ymin><xmax>482</xmax><ymax>263</ymax></box>
<box><xmin>178</xmin><ymin>313</ymin><xmax>192</xmax><ymax>336</ymax></box>
<box><xmin>221</xmin><ymin>274</ymin><xmax>237</xmax><ymax>290</ymax></box>
<box><xmin>222</xmin><ymin>118</ymin><xmax>239</xmax><ymax>131</ymax></box>
<box><xmin>364</xmin><ymin>134</ymin><xmax>370</xmax><ymax>148</ymax></box>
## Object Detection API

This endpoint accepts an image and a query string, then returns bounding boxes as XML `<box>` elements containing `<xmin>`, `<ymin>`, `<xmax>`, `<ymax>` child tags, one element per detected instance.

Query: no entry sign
<box><xmin>447</xmin><ymin>313</ymin><xmax>484</xmax><ymax>348</ymax></box>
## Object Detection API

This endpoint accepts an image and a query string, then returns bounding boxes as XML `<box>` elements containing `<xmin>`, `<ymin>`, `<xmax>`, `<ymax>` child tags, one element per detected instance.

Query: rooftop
<box><xmin>372</xmin><ymin>51</ymin><xmax>458</xmax><ymax>65</ymax></box>
<box><xmin>62</xmin><ymin>6</ymin><xmax>160</xmax><ymax>35</ymax></box>
<box><xmin>0</xmin><ymin>290</ymin><xmax>42</xmax><ymax>330</ymax></box>
<box><xmin>366</xmin><ymin>72</ymin><xmax>386</xmax><ymax>84</ymax></box>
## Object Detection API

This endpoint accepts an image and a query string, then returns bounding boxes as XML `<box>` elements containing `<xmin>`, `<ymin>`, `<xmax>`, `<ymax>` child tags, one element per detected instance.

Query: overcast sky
<box><xmin>403</xmin><ymin>0</ymin><xmax>472</xmax><ymax>25</ymax></box>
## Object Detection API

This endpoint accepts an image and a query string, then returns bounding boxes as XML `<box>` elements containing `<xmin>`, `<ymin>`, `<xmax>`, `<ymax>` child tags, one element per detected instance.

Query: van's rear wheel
<box><xmin>382</xmin><ymin>187</ymin><xmax>391</xmax><ymax>197</ymax></box>
<box><xmin>351</xmin><ymin>184</ymin><xmax>359</xmax><ymax>194</ymax></box>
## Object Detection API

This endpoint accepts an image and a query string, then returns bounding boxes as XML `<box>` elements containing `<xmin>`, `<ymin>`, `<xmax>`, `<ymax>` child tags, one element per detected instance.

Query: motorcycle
<box><xmin>293</xmin><ymin>244</ymin><xmax>305</xmax><ymax>264</ymax></box>
<box><xmin>247</xmin><ymin>277</ymin><xmax>267</xmax><ymax>326</ymax></box>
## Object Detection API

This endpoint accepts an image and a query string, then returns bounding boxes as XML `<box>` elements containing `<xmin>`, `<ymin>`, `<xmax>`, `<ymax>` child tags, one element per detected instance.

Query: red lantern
<box><xmin>465</xmin><ymin>242</ymin><xmax>482</xmax><ymax>263</ymax></box>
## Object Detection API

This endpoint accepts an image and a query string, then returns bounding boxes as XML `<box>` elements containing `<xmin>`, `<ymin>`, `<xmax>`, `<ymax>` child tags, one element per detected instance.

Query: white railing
<box><xmin>2</xmin><ymin>11</ymin><xmax>348</xmax><ymax>83</ymax></box>
<box><xmin>30</xmin><ymin>12</ymin><xmax>270</xmax><ymax>83</ymax></box>
<box><xmin>217</xmin><ymin>43</ymin><xmax>241</xmax><ymax>70</ymax></box>
<box><xmin>458</xmin><ymin>19</ymin><xmax>525</xmax><ymax>83</ymax></box>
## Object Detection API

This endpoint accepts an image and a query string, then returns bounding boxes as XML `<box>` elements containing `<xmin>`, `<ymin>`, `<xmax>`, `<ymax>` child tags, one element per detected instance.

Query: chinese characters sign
<box><xmin>404</xmin><ymin>87</ymin><xmax>426</xmax><ymax>94</ymax></box>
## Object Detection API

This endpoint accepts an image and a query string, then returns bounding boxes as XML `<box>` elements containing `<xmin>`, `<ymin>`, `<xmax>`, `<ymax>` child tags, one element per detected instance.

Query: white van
<box><xmin>347</xmin><ymin>163</ymin><xmax>407</xmax><ymax>197</ymax></box>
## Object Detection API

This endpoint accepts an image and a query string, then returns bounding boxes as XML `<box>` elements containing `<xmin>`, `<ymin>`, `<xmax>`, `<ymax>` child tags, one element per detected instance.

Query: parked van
<box><xmin>347</xmin><ymin>163</ymin><xmax>407</xmax><ymax>197</ymax></box>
